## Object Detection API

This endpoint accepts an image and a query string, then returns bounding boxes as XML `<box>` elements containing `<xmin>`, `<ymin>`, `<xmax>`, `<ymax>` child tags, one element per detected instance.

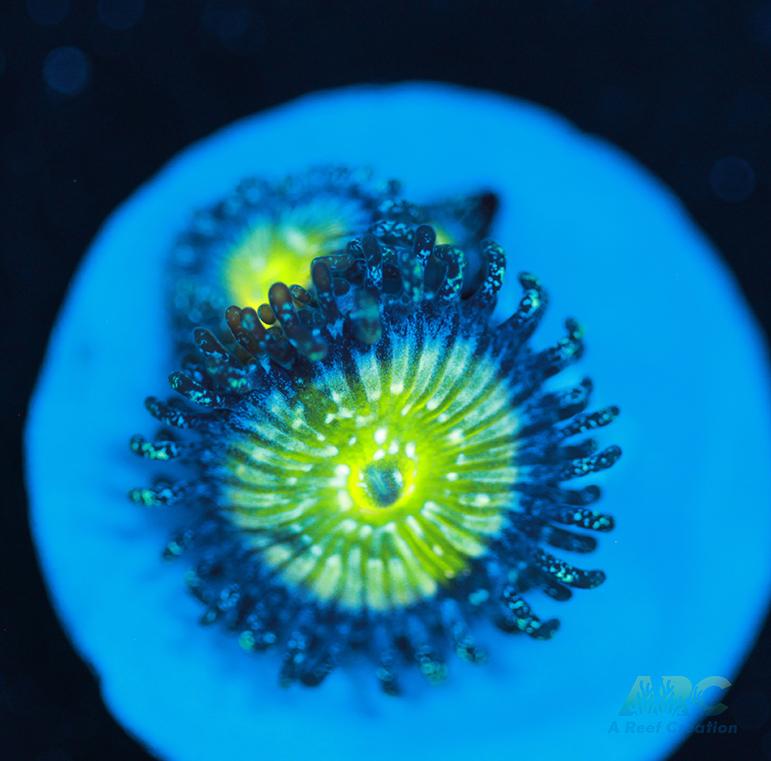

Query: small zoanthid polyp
<box><xmin>131</xmin><ymin>222</ymin><xmax>620</xmax><ymax>693</ymax></box>
<box><xmin>166</xmin><ymin>164</ymin><xmax>498</xmax><ymax>348</ymax></box>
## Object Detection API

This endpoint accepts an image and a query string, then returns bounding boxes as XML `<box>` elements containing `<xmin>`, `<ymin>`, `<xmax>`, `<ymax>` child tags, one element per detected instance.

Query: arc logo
<box><xmin>619</xmin><ymin>675</ymin><xmax>731</xmax><ymax>717</ymax></box>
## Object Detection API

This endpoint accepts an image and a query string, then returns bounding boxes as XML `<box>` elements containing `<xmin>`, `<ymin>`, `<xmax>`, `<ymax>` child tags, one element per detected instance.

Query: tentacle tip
<box><xmin>586</xmin><ymin>570</ymin><xmax>607</xmax><ymax>589</ymax></box>
<box><xmin>532</xmin><ymin>619</ymin><xmax>560</xmax><ymax>640</ymax></box>
<box><xmin>168</xmin><ymin>370</ymin><xmax>184</xmax><ymax>389</ymax></box>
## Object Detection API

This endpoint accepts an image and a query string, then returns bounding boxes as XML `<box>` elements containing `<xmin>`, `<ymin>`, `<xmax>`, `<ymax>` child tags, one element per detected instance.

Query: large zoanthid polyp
<box><xmin>131</xmin><ymin>225</ymin><xmax>620</xmax><ymax>693</ymax></box>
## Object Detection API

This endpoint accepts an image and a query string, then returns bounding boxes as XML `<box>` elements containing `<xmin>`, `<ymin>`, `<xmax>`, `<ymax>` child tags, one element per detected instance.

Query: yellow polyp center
<box><xmin>432</xmin><ymin>224</ymin><xmax>454</xmax><ymax>246</ymax></box>
<box><xmin>222</xmin><ymin>193</ymin><xmax>366</xmax><ymax>309</ymax></box>
<box><xmin>223</xmin><ymin>214</ymin><xmax>455</xmax><ymax>311</ymax></box>
<box><xmin>223</xmin><ymin>326</ymin><xmax>520</xmax><ymax>611</ymax></box>
<box><xmin>224</xmin><ymin>222</ymin><xmax>340</xmax><ymax>310</ymax></box>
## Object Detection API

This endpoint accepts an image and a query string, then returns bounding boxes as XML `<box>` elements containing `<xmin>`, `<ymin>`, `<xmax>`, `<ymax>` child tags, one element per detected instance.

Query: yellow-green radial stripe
<box><xmin>224</xmin><ymin>326</ymin><xmax>520</xmax><ymax>611</ymax></box>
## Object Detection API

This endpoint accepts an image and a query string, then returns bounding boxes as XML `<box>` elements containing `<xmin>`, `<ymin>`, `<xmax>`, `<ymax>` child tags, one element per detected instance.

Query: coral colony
<box><xmin>131</xmin><ymin>172</ymin><xmax>620</xmax><ymax>693</ymax></box>
<box><xmin>30</xmin><ymin>85</ymin><xmax>771</xmax><ymax>761</ymax></box>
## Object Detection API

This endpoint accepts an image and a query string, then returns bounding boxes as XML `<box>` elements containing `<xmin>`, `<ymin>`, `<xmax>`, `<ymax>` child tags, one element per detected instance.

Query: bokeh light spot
<box><xmin>98</xmin><ymin>0</ymin><xmax>145</xmax><ymax>31</ymax></box>
<box><xmin>42</xmin><ymin>46</ymin><xmax>90</xmax><ymax>96</ymax></box>
<box><xmin>750</xmin><ymin>3</ymin><xmax>771</xmax><ymax>45</ymax></box>
<box><xmin>201</xmin><ymin>4</ymin><xmax>263</xmax><ymax>55</ymax></box>
<box><xmin>26</xmin><ymin>0</ymin><xmax>70</xmax><ymax>26</ymax></box>
<box><xmin>709</xmin><ymin>156</ymin><xmax>756</xmax><ymax>203</ymax></box>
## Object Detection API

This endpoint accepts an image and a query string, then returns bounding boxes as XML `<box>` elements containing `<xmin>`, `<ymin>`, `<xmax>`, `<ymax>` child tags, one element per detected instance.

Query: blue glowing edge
<box><xmin>25</xmin><ymin>83</ymin><xmax>771</xmax><ymax>761</ymax></box>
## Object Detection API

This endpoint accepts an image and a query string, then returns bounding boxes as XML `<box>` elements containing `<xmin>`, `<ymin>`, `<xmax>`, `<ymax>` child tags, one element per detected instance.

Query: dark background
<box><xmin>2</xmin><ymin>1</ymin><xmax>771</xmax><ymax>759</ymax></box>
